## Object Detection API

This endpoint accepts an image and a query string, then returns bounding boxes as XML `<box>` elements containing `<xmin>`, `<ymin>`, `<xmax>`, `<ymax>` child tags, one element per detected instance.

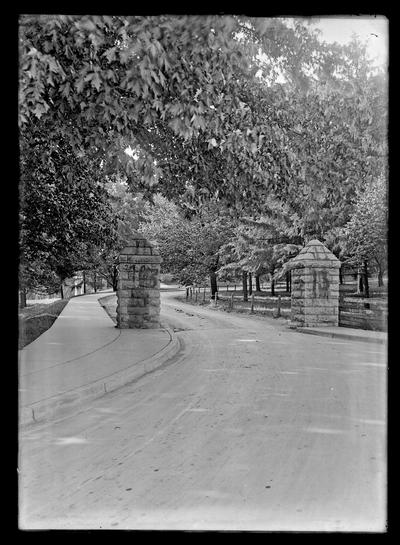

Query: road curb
<box><xmin>19</xmin><ymin>325</ymin><xmax>181</xmax><ymax>428</ymax></box>
<box><xmin>296</xmin><ymin>327</ymin><xmax>387</xmax><ymax>344</ymax></box>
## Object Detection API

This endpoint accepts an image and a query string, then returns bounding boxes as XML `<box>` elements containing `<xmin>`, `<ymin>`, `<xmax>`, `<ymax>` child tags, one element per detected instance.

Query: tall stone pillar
<box><xmin>287</xmin><ymin>239</ymin><xmax>341</xmax><ymax>327</ymax></box>
<box><xmin>116</xmin><ymin>236</ymin><xmax>162</xmax><ymax>329</ymax></box>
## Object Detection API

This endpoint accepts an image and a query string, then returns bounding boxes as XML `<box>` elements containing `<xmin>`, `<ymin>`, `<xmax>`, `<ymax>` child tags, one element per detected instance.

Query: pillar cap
<box><xmin>287</xmin><ymin>239</ymin><xmax>341</xmax><ymax>270</ymax></box>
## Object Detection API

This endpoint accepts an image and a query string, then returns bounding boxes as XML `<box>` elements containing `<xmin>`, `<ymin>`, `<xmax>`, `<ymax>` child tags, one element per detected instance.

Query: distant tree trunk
<box><xmin>286</xmin><ymin>271</ymin><xmax>291</xmax><ymax>293</ymax></box>
<box><xmin>270</xmin><ymin>273</ymin><xmax>275</xmax><ymax>296</ymax></box>
<box><xmin>248</xmin><ymin>272</ymin><xmax>253</xmax><ymax>296</ymax></box>
<box><xmin>362</xmin><ymin>261</ymin><xmax>370</xmax><ymax>299</ymax></box>
<box><xmin>19</xmin><ymin>288</ymin><xmax>27</xmax><ymax>309</ymax></box>
<box><xmin>83</xmin><ymin>270</ymin><xmax>87</xmax><ymax>294</ymax></box>
<box><xmin>94</xmin><ymin>270</ymin><xmax>97</xmax><ymax>293</ymax></box>
<box><xmin>357</xmin><ymin>267</ymin><xmax>364</xmax><ymax>294</ymax></box>
<box><xmin>255</xmin><ymin>274</ymin><xmax>261</xmax><ymax>292</ymax></box>
<box><xmin>376</xmin><ymin>259</ymin><xmax>384</xmax><ymax>287</ymax></box>
<box><xmin>242</xmin><ymin>271</ymin><xmax>248</xmax><ymax>302</ymax></box>
<box><xmin>210</xmin><ymin>270</ymin><xmax>218</xmax><ymax>299</ymax></box>
<box><xmin>112</xmin><ymin>265</ymin><xmax>118</xmax><ymax>291</ymax></box>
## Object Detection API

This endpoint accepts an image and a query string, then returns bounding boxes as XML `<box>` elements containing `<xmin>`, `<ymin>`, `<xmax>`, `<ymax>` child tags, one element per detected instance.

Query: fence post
<box><xmin>277</xmin><ymin>294</ymin><xmax>281</xmax><ymax>317</ymax></box>
<box><xmin>203</xmin><ymin>288</ymin><xmax>206</xmax><ymax>302</ymax></box>
<box><xmin>214</xmin><ymin>291</ymin><xmax>218</xmax><ymax>306</ymax></box>
<box><xmin>234</xmin><ymin>284</ymin><xmax>236</xmax><ymax>292</ymax></box>
<box><xmin>231</xmin><ymin>293</ymin><xmax>234</xmax><ymax>310</ymax></box>
<box><xmin>226</xmin><ymin>284</ymin><xmax>229</xmax><ymax>293</ymax></box>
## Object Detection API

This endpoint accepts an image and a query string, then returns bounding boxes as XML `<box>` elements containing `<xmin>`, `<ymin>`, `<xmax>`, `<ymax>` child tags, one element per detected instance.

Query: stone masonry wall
<box><xmin>117</xmin><ymin>238</ymin><xmax>162</xmax><ymax>329</ymax></box>
<box><xmin>291</xmin><ymin>266</ymin><xmax>340</xmax><ymax>327</ymax></box>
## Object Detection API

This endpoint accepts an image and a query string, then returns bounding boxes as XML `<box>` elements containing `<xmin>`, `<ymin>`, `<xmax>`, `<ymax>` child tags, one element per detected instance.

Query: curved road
<box><xmin>19</xmin><ymin>289</ymin><xmax>387</xmax><ymax>531</ymax></box>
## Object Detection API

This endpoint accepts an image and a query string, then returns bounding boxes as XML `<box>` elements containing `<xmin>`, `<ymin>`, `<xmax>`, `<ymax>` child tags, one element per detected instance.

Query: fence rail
<box><xmin>339</xmin><ymin>295</ymin><xmax>387</xmax><ymax>331</ymax></box>
<box><xmin>185</xmin><ymin>286</ymin><xmax>291</xmax><ymax>317</ymax></box>
<box><xmin>185</xmin><ymin>285</ymin><xmax>387</xmax><ymax>331</ymax></box>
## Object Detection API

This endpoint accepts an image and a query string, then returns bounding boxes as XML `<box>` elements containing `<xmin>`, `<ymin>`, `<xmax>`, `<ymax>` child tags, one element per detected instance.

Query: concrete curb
<box><xmin>19</xmin><ymin>325</ymin><xmax>181</xmax><ymax>428</ymax></box>
<box><xmin>296</xmin><ymin>327</ymin><xmax>387</xmax><ymax>345</ymax></box>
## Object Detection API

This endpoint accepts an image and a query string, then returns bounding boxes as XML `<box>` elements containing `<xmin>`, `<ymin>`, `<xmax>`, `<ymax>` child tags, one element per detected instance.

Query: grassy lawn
<box><xmin>18</xmin><ymin>299</ymin><xmax>69</xmax><ymax>349</ymax></box>
<box><xmin>98</xmin><ymin>294</ymin><xmax>117</xmax><ymax>324</ymax></box>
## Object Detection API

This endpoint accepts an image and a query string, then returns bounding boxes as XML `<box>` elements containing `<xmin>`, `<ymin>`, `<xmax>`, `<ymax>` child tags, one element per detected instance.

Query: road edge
<box><xmin>19</xmin><ymin>325</ymin><xmax>181</xmax><ymax>428</ymax></box>
<box><xmin>296</xmin><ymin>327</ymin><xmax>387</xmax><ymax>344</ymax></box>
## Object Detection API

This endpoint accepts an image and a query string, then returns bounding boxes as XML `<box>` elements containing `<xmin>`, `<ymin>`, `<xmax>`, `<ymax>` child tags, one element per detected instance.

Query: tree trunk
<box><xmin>270</xmin><ymin>275</ymin><xmax>275</xmax><ymax>296</ymax></box>
<box><xmin>248</xmin><ymin>272</ymin><xmax>252</xmax><ymax>296</ymax></box>
<box><xmin>339</xmin><ymin>267</ymin><xmax>343</xmax><ymax>285</ymax></box>
<box><xmin>362</xmin><ymin>261</ymin><xmax>370</xmax><ymax>299</ymax></box>
<box><xmin>242</xmin><ymin>271</ymin><xmax>248</xmax><ymax>302</ymax></box>
<box><xmin>377</xmin><ymin>264</ymin><xmax>384</xmax><ymax>287</ymax></box>
<box><xmin>255</xmin><ymin>274</ymin><xmax>261</xmax><ymax>292</ymax></box>
<box><xmin>357</xmin><ymin>268</ymin><xmax>364</xmax><ymax>294</ymax></box>
<box><xmin>112</xmin><ymin>265</ymin><xmax>118</xmax><ymax>292</ymax></box>
<box><xmin>19</xmin><ymin>288</ymin><xmax>27</xmax><ymax>309</ymax></box>
<box><xmin>60</xmin><ymin>283</ymin><xmax>64</xmax><ymax>299</ymax></box>
<box><xmin>286</xmin><ymin>271</ymin><xmax>291</xmax><ymax>293</ymax></box>
<box><xmin>210</xmin><ymin>270</ymin><xmax>218</xmax><ymax>299</ymax></box>
<box><xmin>83</xmin><ymin>270</ymin><xmax>87</xmax><ymax>294</ymax></box>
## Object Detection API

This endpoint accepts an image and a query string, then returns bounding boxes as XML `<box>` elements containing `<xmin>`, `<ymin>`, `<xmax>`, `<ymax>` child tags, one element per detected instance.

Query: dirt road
<box><xmin>19</xmin><ymin>289</ymin><xmax>387</xmax><ymax>531</ymax></box>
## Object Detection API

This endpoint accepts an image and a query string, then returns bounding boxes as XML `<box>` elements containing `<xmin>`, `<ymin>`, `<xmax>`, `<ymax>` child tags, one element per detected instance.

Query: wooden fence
<box><xmin>185</xmin><ymin>283</ymin><xmax>387</xmax><ymax>331</ymax></box>
<box><xmin>339</xmin><ymin>295</ymin><xmax>387</xmax><ymax>331</ymax></box>
<box><xmin>185</xmin><ymin>286</ymin><xmax>291</xmax><ymax>317</ymax></box>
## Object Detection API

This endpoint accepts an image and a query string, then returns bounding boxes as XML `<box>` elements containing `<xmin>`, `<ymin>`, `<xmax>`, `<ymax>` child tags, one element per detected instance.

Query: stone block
<box><xmin>118</xmin><ymin>289</ymin><xmax>133</xmax><ymax>298</ymax></box>
<box><xmin>124</xmin><ymin>307</ymin><xmax>150</xmax><ymax>315</ymax></box>
<box><xmin>118</xmin><ymin>280</ymin><xmax>135</xmax><ymax>290</ymax></box>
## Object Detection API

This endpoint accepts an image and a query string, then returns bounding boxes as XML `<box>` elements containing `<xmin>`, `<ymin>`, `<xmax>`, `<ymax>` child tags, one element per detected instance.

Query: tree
<box><xmin>138</xmin><ymin>196</ymin><xmax>234</xmax><ymax>297</ymax></box>
<box><xmin>19</xmin><ymin>130</ymin><xmax>117</xmax><ymax>294</ymax></box>
<box><xmin>88</xmin><ymin>177</ymin><xmax>150</xmax><ymax>291</ymax></box>
<box><xmin>19</xmin><ymin>15</ymin><xmax>388</xmax><ymax>294</ymax></box>
<box><xmin>19</xmin><ymin>15</ymin><xmax>365</xmax><ymax>216</ymax></box>
<box><xmin>340</xmin><ymin>175</ymin><xmax>388</xmax><ymax>287</ymax></box>
<box><xmin>218</xmin><ymin>194</ymin><xmax>302</xmax><ymax>296</ymax></box>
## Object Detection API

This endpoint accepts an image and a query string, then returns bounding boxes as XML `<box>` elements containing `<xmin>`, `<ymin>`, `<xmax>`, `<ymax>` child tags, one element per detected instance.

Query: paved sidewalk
<box><xmin>296</xmin><ymin>325</ymin><xmax>387</xmax><ymax>344</ymax></box>
<box><xmin>19</xmin><ymin>291</ymin><xmax>179</xmax><ymax>426</ymax></box>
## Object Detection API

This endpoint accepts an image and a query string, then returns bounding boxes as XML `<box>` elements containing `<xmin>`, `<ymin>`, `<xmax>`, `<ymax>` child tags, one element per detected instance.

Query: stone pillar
<box><xmin>116</xmin><ymin>236</ymin><xmax>162</xmax><ymax>329</ymax></box>
<box><xmin>288</xmin><ymin>239</ymin><xmax>341</xmax><ymax>327</ymax></box>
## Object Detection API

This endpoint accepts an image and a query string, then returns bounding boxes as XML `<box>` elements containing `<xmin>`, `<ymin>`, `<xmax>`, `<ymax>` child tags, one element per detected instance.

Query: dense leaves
<box><xmin>340</xmin><ymin>175</ymin><xmax>388</xmax><ymax>283</ymax></box>
<box><xmin>19</xmin><ymin>130</ymin><xmax>117</xmax><ymax>291</ymax></box>
<box><xmin>139</xmin><ymin>196</ymin><xmax>234</xmax><ymax>287</ymax></box>
<box><xmin>19</xmin><ymin>15</ymin><xmax>388</xmax><ymax>294</ymax></box>
<box><xmin>19</xmin><ymin>15</ymin><xmax>370</xmax><ymax>213</ymax></box>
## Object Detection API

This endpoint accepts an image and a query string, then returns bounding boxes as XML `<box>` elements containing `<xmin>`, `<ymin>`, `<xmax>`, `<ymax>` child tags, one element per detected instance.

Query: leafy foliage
<box><xmin>340</xmin><ymin>175</ymin><xmax>388</xmax><ymax>274</ymax></box>
<box><xmin>19</xmin><ymin>15</ymin><xmax>388</xmax><ymax>293</ymax></box>
<box><xmin>19</xmin><ymin>15</ymin><xmax>371</xmax><ymax>214</ymax></box>
<box><xmin>19</xmin><ymin>130</ymin><xmax>117</xmax><ymax>290</ymax></box>
<box><xmin>138</xmin><ymin>196</ymin><xmax>234</xmax><ymax>285</ymax></box>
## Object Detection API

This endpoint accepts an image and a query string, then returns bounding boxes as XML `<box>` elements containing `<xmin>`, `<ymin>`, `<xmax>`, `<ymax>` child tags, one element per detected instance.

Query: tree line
<box><xmin>18</xmin><ymin>15</ymin><xmax>388</xmax><ymax>304</ymax></box>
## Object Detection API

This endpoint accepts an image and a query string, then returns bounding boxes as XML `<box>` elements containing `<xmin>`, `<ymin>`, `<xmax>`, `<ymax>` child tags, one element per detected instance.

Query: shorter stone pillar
<box><xmin>287</xmin><ymin>239</ymin><xmax>341</xmax><ymax>327</ymax></box>
<box><xmin>117</xmin><ymin>236</ymin><xmax>162</xmax><ymax>329</ymax></box>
